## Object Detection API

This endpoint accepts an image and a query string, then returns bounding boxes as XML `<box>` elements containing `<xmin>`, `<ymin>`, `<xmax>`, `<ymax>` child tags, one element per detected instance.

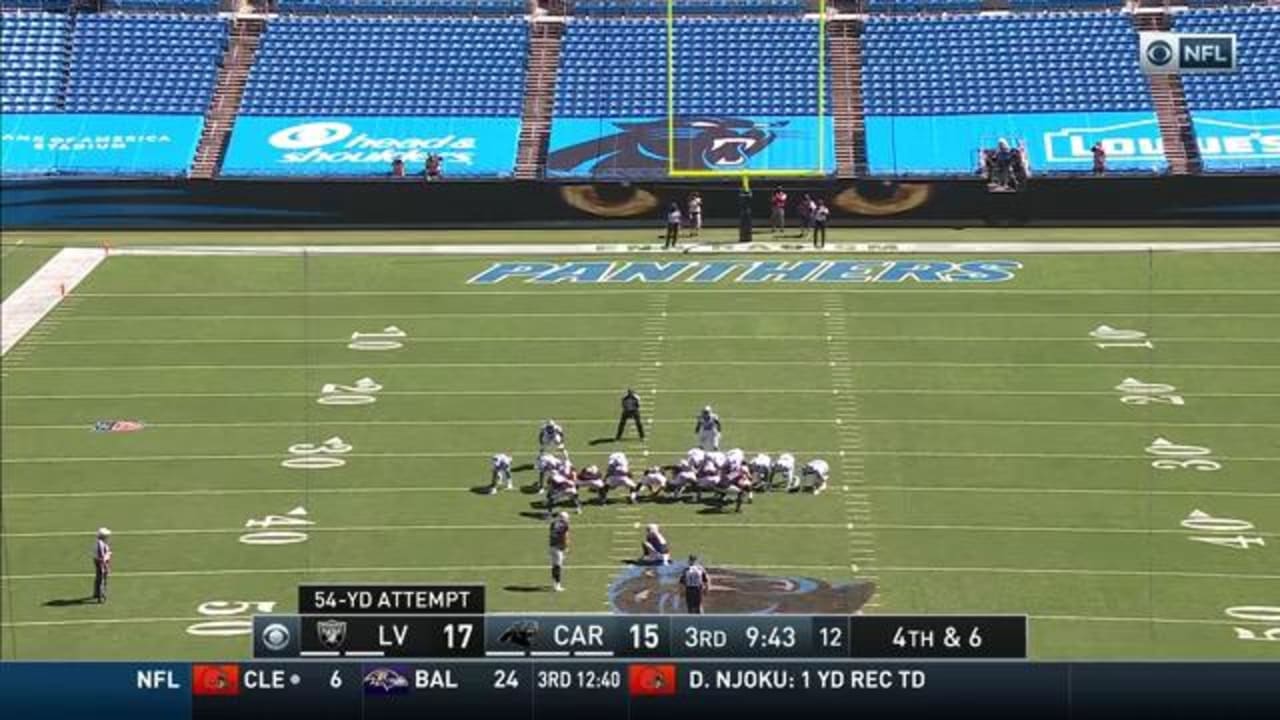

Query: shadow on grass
<box><xmin>43</xmin><ymin>596</ymin><xmax>96</xmax><ymax>607</ymax></box>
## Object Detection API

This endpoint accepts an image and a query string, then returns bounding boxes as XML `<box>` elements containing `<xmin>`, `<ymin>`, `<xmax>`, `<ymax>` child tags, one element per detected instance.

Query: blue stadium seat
<box><xmin>0</xmin><ymin>10</ymin><xmax>68</xmax><ymax>113</ymax></box>
<box><xmin>554</xmin><ymin>16</ymin><xmax>829</xmax><ymax>117</ymax></box>
<box><xmin>239</xmin><ymin>16</ymin><xmax>528</xmax><ymax>116</ymax></box>
<box><xmin>1174</xmin><ymin>6</ymin><xmax>1280</xmax><ymax>112</ymax></box>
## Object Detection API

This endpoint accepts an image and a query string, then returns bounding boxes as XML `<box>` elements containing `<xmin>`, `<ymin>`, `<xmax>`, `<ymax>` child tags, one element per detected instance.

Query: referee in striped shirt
<box><xmin>680</xmin><ymin>555</ymin><xmax>710</xmax><ymax>614</ymax></box>
<box><xmin>93</xmin><ymin>527</ymin><xmax>112</xmax><ymax>604</ymax></box>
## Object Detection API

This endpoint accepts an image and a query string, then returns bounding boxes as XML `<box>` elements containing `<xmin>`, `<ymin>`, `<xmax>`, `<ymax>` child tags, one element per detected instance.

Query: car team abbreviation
<box><xmin>469</xmin><ymin>260</ymin><xmax>1022</xmax><ymax>285</ymax></box>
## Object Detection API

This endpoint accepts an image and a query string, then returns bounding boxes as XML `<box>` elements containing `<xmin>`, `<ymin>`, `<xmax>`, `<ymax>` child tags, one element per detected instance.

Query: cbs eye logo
<box><xmin>1145</xmin><ymin>40</ymin><xmax>1175</xmax><ymax>67</ymax></box>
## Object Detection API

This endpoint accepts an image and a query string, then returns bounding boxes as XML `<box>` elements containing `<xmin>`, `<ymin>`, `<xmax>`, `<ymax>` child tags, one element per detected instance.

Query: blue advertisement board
<box><xmin>546</xmin><ymin>116</ymin><xmax>835</xmax><ymax>178</ymax></box>
<box><xmin>221</xmin><ymin>116</ymin><xmax>521</xmax><ymax>177</ymax></box>
<box><xmin>866</xmin><ymin>112</ymin><xmax>1169</xmax><ymax>176</ymax></box>
<box><xmin>1189</xmin><ymin>109</ymin><xmax>1280</xmax><ymax>172</ymax></box>
<box><xmin>1</xmin><ymin>114</ymin><xmax>203</xmax><ymax>177</ymax></box>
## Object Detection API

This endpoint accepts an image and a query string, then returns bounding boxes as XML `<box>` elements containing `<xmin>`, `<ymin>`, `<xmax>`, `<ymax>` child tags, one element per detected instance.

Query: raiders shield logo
<box><xmin>316</xmin><ymin>619</ymin><xmax>347</xmax><ymax>649</ymax></box>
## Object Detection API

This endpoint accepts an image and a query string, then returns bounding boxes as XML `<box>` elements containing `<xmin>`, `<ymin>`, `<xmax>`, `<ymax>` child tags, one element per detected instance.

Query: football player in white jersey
<box><xmin>544</xmin><ymin>466</ymin><xmax>582</xmax><ymax>517</ymax></box>
<box><xmin>536</xmin><ymin>453</ymin><xmax>564</xmax><ymax>493</ymax></box>
<box><xmin>686</xmin><ymin>447</ymin><xmax>706</xmax><ymax>469</ymax></box>
<box><xmin>641</xmin><ymin>523</ymin><xmax>671</xmax><ymax>565</ymax></box>
<box><xmin>775</xmin><ymin>452</ymin><xmax>798</xmax><ymax>492</ymax></box>
<box><xmin>719</xmin><ymin>462</ymin><xmax>753</xmax><ymax>512</ymax></box>
<box><xmin>489</xmin><ymin>452</ymin><xmax>513</xmax><ymax>495</ymax></box>
<box><xmin>604</xmin><ymin>460</ymin><xmax>638</xmax><ymax>504</ymax></box>
<box><xmin>694</xmin><ymin>456</ymin><xmax>721</xmax><ymax>502</ymax></box>
<box><xmin>538</xmin><ymin>419</ymin><xmax>567</xmax><ymax>461</ymax></box>
<box><xmin>607</xmin><ymin>451</ymin><xmax>630</xmax><ymax>477</ymax></box>
<box><xmin>694</xmin><ymin>406</ymin><xmax>721</xmax><ymax>451</ymax></box>
<box><xmin>640</xmin><ymin>465</ymin><xmax>667</xmax><ymax>498</ymax></box>
<box><xmin>669</xmin><ymin>459</ymin><xmax>697</xmax><ymax>498</ymax></box>
<box><xmin>749</xmin><ymin>453</ymin><xmax>773</xmax><ymax>491</ymax></box>
<box><xmin>577</xmin><ymin>464</ymin><xmax>606</xmax><ymax>504</ymax></box>
<box><xmin>801</xmin><ymin>458</ymin><xmax>830</xmax><ymax>495</ymax></box>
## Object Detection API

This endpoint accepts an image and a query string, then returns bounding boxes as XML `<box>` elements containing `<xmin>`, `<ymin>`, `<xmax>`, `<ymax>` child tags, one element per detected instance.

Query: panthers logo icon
<box><xmin>609</xmin><ymin>564</ymin><xmax>876</xmax><ymax>614</ymax></box>
<box><xmin>546</xmin><ymin>116</ymin><xmax>781</xmax><ymax>176</ymax></box>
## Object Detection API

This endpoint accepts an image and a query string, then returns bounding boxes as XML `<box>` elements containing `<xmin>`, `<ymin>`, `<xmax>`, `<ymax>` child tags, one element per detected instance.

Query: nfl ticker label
<box><xmin>298</xmin><ymin>584</ymin><xmax>484</xmax><ymax>615</ymax></box>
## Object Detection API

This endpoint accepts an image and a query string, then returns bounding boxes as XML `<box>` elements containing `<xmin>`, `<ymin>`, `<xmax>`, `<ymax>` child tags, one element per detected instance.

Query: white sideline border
<box><xmin>0</xmin><ymin>248</ymin><xmax>106</xmax><ymax>356</ymax></box>
<box><xmin>111</xmin><ymin>240</ymin><xmax>1280</xmax><ymax>257</ymax></box>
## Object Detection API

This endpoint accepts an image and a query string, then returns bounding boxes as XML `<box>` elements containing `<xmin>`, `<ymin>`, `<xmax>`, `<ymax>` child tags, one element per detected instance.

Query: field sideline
<box><xmin>1</xmin><ymin>229</ymin><xmax>1278</xmax><ymax>661</ymax></box>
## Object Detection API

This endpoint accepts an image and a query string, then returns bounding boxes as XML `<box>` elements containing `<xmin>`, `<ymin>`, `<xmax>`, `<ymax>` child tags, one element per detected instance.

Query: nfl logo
<box><xmin>316</xmin><ymin>619</ymin><xmax>347</xmax><ymax>650</ymax></box>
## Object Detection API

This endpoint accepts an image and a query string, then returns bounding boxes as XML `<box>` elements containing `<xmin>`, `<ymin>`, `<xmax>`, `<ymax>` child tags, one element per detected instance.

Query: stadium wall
<box><xmin>1</xmin><ymin>176</ymin><xmax>1278</xmax><ymax>229</ymax></box>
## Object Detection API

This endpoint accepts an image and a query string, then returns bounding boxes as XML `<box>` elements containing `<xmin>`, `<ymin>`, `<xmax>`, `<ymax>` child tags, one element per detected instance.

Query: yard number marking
<box><xmin>185</xmin><ymin>600</ymin><xmax>277</xmax><ymax>637</ymax></box>
<box><xmin>281</xmin><ymin>437</ymin><xmax>352</xmax><ymax>469</ymax></box>
<box><xmin>1182</xmin><ymin>510</ymin><xmax>1265</xmax><ymax>551</ymax></box>
<box><xmin>348</xmin><ymin>326</ymin><xmax>406</xmax><ymax>351</ymax></box>
<box><xmin>1116</xmin><ymin>378</ymin><xmax>1185</xmax><ymax>406</ymax></box>
<box><xmin>1225</xmin><ymin>606</ymin><xmax>1280</xmax><ymax>643</ymax></box>
<box><xmin>239</xmin><ymin>506</ymin><xmax>314</xmax><ymax>545</ymax></box>
<box><xmin>1091</xmin><ymin>325</ymin><xmax>1153</xmax><ymax>349</ymax></box>
<box><xmin>1145</xmin><ymin>437</ymin><xmax>1221</xmax><ymax>472</ymax></box>
<box><xmin>317</xmin><ymin>377</ymin><xmax>382</xmax><ymax>405</ymax></box>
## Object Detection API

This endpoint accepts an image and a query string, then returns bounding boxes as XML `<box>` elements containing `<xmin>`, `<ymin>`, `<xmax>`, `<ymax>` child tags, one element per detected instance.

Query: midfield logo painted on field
<box><xmin>468</xmin><ymin>260</ymin><xmax>1022</xmax><ymax>285</ymax></box>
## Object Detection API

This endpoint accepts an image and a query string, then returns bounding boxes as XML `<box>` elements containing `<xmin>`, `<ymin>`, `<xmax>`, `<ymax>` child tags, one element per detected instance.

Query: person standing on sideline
<box><xmin>687</xmin><ymin>192</ymin><xmax>703</xmax><ymax>238</ymax></box>
<box><xmin>797</xmin><ymin>193</ymin><xmax>815</xmax><ymax>241</ymax></box>
<box><xmin>1091</xmin><ymin>142</ymin><xmax>1106</xmax><ymax>176</ymax></box>
<box><xmin>770</xmin><ymin>186</ymin><xmax>788</xmax><ymax>235</ymax></box>
<box><xmin>549</xmin><ymin>511</ymin><xmax>571</xmax><ymax>592</ymax></box>
<box><xmin>616</xmin><ymin>388</ymin><xmax>645</xmax><ymax>441</ymax></box>
<box><xmin>92</xmin><ymin>527</ymin><xmax>112</xmax><ymax>603</ymax></box>
<box><xmin>664</xmin><ymin>202</ymin><xmax>682</xmax><ymax>249</ymax></box>
<box><xmin>812</xmin><ymin>199</ymin><xmax>830</xmax><ymax>249</ymax></box>
<box><xmin>680</xmin><ymin>555</ymin><xmax>710</xmax><ymax>613</ymax></box>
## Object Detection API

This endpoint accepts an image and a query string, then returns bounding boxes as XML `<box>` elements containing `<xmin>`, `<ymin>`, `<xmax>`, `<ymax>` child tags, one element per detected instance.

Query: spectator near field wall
<box><xmin>391</xmin><ymin>156</ymin><xmax>405</xmax><ymax>177</ymax></box>
<box><xmin>812</xmin><ymin>200</ymin><xmax>829</xmax><ymax>249</ymax></box>
<box><xmin>664</xmin><ymin>203</ymin><xmax>682</xmax><ymax>249</ymax></box>
<box><xmin>1092</xmin><ymin>142</ymin><xmax>1106</xmax><ymax>176</ymax></box>
<box><xmin>425</xmin><ymin>154</ymin><xmax>442</xmax><ymax>182</ymax></box>
<box><xmin>770</xmin><ymin>186</ymin><xmax>788</xmax><ymax>235</ymax></box>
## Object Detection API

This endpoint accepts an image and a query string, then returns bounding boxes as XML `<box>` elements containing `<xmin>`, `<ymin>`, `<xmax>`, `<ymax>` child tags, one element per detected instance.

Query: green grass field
<box><xmin>1</xmin><ymin>230</ymin><xmax>1278</xmax><ymax>661</ymax></box>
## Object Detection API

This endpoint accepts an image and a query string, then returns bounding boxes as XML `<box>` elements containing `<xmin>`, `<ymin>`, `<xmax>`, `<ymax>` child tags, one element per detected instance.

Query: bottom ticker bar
<box><xmin>2</xmin><ymin>661</ymin><xmax>1278</xmax><ymax>720</ymax></box>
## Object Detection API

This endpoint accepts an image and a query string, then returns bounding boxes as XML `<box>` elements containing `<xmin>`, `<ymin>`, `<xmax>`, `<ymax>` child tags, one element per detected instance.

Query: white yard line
<box><xmin>6</xmin><ymin>450</ymin><xmax>1280</xmax><ymax>464</ymax></box>
<box><xmin>0</xmin><ymin>248</ymin><xmax>105</xmax><ymax>356</ymax></box>
<box><xmin>7</xmin><ymin>521</ymin><xmax>1275</xmax><ymax>540</ymax></box>
<box><xmin>73</xmin><ymin>288</ymin><xmax>1280</xmax><ymax>297</ymax></box>
<box><xmin>8</xmin><ymin>360</ymin><xmax>1280</xmax><ymax>372</ymax></box>
<box><xmin>109</xmin><ymin>240</ymin><xmax>1280</xmax><ymax>257</ymax></box>
<box><xmin>8</xmin><ymin>484</ymin><xmax>1277</xmax><ymax>501</ymax></box>
<box><xmin>8</xmin><ymin>417</ymin><xmax>1278</xmax><ymax>431</ymax></box>
<box><xmin>50</xmin><ymin>311</ymin><xmax>1280</xmax><ymax>320</ymax></box>
<box><xmin>28</xmin><ymin>334</ymin><xmax>1280</xmax><ymax>345</ymax></box>
<box><xmin>7</xmin><ymin>388</ymin><xmax>1280</xmax><ymax>401</ymax></box>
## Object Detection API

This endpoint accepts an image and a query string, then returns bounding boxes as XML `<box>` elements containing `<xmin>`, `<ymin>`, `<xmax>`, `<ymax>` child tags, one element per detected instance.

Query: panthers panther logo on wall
<box><xmin>546</xmin><ymin>116</ymin><xmax>781</xmax><ymax>176</ymax></box>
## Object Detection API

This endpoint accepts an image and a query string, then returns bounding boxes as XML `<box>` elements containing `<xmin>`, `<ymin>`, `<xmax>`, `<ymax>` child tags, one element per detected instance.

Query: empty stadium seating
<box><xmin>1172</xmin><ymin>5</ymin><xmax>1279</xmax><ymax>172</ymax></box>
<box><xmin>861</xmin><ymin>11</ymin><xmax>1166</xmax><ymax>175</ymax></box>
<box><xmin>102</xmin><ymin>0</ymin><xmax>221</xmax><ymax>12</ymax></box>
<box><xmin>556</xmin><ymin>17</ymin><xmax>827</xmax><ymax>117</ymax></box>
<box><xmin>1175</xmin><ymin>5</ymin><xmax>1279</xmax><ymax>112</ymax></box>
<box><xmin>275</xmin><ymin>0</ymin><xmax>528</xmax><ymax>14</ymax></box>
<box><xmin>571</xmin><ymin>0</ymin><xmax>807</xmax><ymax>14</ymax></box>
<box><xmin>862</xmin><ymin>12</ymin><xmax>1150</xmax><ymax>116</ymax></box>
<box><xmin>240</xmin><ymin>16</ymin><xmax>527</xmax><ymax>115</ymax></box>
<box><xmin>68</xmin><ymin>13</ymin><xmax>227</xmax><ymax>114</ymax></box>
<box><xmin>1</xmin><ymin>11</ymin><xmax>68</xmax><ymax>114</ymax></box>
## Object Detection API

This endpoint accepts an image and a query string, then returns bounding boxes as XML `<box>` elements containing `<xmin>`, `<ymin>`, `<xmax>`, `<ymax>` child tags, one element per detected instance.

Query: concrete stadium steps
<box><xmin>1132</xmin><ymin>10</ymin><xmax>1203</xmax><ymax>175</ymax></box>
<box><xmin>827</xmin><ymin>16</ymin><xmax>865</xmax><ymax>178</ymax></box>
<box><xmin>516</xmin><ymin>18</ymin><xmax>564</xmax><ymax>180</ymax></box>
<box><xmin>191</xmin><ymin>15</ymin><xmax>264</xmax><ymax>180</ymax></box>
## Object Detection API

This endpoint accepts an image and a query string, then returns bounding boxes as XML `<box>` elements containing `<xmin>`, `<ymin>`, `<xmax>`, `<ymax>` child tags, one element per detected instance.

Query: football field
<box><xmin>1</xmin><ymin>229</ymin><xmax>1278</xmax><ymax>661</ymax></box>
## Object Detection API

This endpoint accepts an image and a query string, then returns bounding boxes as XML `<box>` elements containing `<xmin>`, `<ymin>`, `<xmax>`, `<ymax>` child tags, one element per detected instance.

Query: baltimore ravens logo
<box><xmin>546</xmin><ymin>116</ymin><xmax>781</xmax><ymax>177</ymax></box>
<box><xmin>609</xmin><ymin>564</ymin><xmax>876</xmax><ymax>614</ymax></box>
<box><xmin>362</xmin><ymin>667</ymin><xmax>410</xmax><ymax>694</ymax></box>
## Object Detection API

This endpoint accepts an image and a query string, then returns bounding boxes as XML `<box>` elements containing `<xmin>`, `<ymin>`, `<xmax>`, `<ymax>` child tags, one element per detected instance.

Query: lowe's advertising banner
<box><xmin>546</xmin><ymin>116</ymin><xmax>836</xmax><ymax>178</ymax></box>
<box><xmin>1</xmin><ymin>114</ymin><xmax>203</xmax><ymax>177</ymax></box>
<box><xmin>221</xmin><ymin>116</ymin><xmax>520</xmax><ymax>177</ymax></box>
<box><xmin>866</xmin><ymin>112</ymin><xmax>1169</xmax><ymax>175</ymax></box>
<box><xmin>1189</xmin><ymin>109</ymin><xmax>1280</xmax><ymax>172</ymax></box>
